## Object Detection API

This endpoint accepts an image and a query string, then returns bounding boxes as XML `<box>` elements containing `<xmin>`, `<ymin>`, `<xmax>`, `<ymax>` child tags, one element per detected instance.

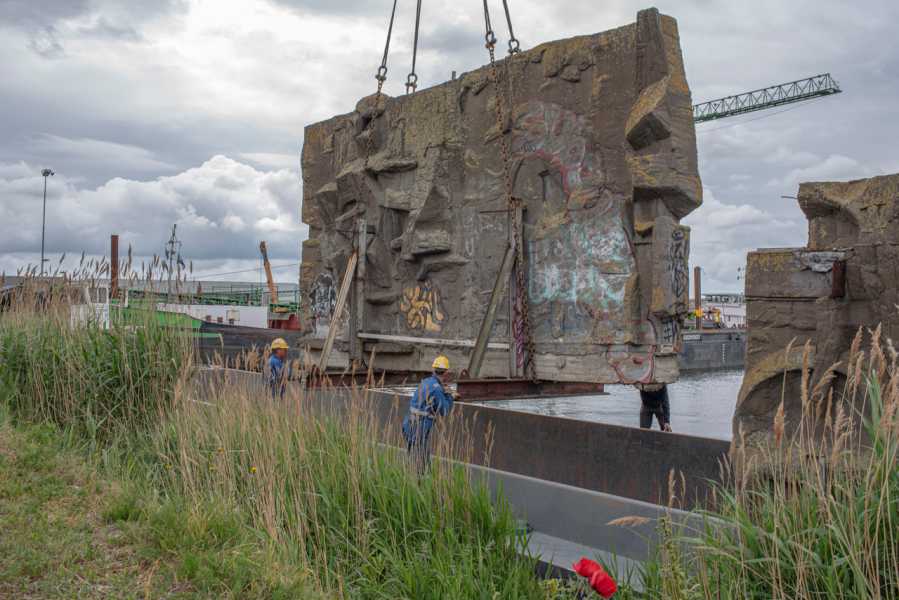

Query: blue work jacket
<box><xmin>402</xmin><ymin>375</ymin><xmax>453</xmax><ymax>443</ymax></box>
<box><xmin>269</xmin><ymin>354</ymin><xmax>287</xmax><ymax>398</ymax></box>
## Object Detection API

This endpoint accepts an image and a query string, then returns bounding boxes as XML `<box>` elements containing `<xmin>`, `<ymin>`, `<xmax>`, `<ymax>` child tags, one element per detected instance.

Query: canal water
<box><xmin>480</xmin><ymin>369</ymin><xmax>744</xmax><ymax>441</ymax></box>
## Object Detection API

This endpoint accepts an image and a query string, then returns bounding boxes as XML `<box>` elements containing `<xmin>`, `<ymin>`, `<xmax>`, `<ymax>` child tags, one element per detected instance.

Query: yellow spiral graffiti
<box><xmin>400</xmin><ymin>282</ymin><xmax>446</xmax><ymax>333</ymax></box>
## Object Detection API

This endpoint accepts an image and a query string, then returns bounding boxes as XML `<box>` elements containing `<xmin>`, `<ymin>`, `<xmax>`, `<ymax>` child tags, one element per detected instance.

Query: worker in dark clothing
<box><xmin>402</xmin><ymin>355</ymin><xmax>455</xmax><ymax>474</ymax></box>
<box><xmin>637</xmin><ymin>383</ymin><xmax>672</xmax><ymax>431</ymax></box>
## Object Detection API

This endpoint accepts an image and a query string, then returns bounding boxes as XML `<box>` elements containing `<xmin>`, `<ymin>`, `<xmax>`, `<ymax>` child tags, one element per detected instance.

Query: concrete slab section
<box><xmin>737</xmin><ymin>172</ymin><xmax>899</xmax><ymax>455</ymax></box>
<box><xmin>299</xmin><ymin>8</ymin><xmax>702</xmax><ymax>383</ymax></box>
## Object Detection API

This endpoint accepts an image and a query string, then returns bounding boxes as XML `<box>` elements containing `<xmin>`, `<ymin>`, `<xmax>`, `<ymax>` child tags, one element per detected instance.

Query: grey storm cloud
<box><xmin>1</xmin><ymin>0</ymin><xmax>186</xmax><ymax>57</ymax></box>
<box><xmin>1</xmin><ymin>0</ymin><xmax>92</xmax><ymax>26</ymax></box>
<box><xmin>424</xmin><ymin>21</ymin><xmax>482</xmax><ymax>54</ymax></box>
<box><xmin>0</xmin><ymin>0</ymin><xmax>186</xmax><ymax>28</ymax></box>
<box><xmin>76</xmin><ymin>17</ymin><xmax>141</xmax><ymax>41</ymax></box>
<box><xmin>0</xmin><ymin>0</ymin><xmax>898</xmax><ymax>286</ymax></box>
<box><xmin>268</xmin><ymin>0</ymin><xmax>386</xmax><ymax>16</ymax></box>
<box><xmin>1</xmin><ymin>0</ymin><xmax>88</xmax><ymax>57</ymax></box>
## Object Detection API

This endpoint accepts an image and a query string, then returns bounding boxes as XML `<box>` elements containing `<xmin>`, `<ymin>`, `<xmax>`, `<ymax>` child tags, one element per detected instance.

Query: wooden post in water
<box><xmin>693</xmin><ymin>266</ymin><xmax>702</xmax><ymax>330</ymax></box>
<box><xmin>110</xmin><ymin>234</ymin><xmax>119</xmax><ymax>300</ymax></box>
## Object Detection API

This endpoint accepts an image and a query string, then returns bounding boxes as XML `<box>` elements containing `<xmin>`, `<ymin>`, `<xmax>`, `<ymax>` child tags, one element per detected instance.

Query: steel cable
<box><xmin>482</xmin><ymin>0</ymin><xmax>497</xmax><ymax>47</ymax></box>
<box><xmin>376</xmin><ymin>0</ymin><xmax>399</xmax><ymax>85</ymax></box>
<box><xmin>501</xmin><ymin>0</ymin><xmax>520</xmax><ymax>54</ymax></box>
<box><xmin>406</xmin><ymin>0</ymin><xmax>422</xmax><ymax>94</ymax></box>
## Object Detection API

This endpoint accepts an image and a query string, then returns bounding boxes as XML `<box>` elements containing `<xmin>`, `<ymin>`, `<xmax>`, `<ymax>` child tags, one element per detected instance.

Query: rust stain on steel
<box><xmin>307</xmin><ymin>386</ymin><xmax>729</xmax><ymax>508</ymax></box>
<box><xmin>830</xmin><ymin>260</ymin><xmax>846</xmax><ymax>298</ymax></box>
<box><xmin>456</xmin><ymin>378</ymin><xmax>604</xmax><ymax>401</ymax></box>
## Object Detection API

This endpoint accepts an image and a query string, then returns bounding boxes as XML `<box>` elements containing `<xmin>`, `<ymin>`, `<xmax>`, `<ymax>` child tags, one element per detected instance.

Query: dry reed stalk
<box><xmin>667</xmin><ymin>468</ymin><xmax>677</xmax><ymax>509</ymax></box>
<box><xmin>773</xmin><ymin>400</ymin><xmax>785</xmax><ymax>448</ymax></box>
<box><xmin>606</xmin><ymin>516</ymin><xmax>651</xmax><ymax>528</ymax></box>
<box><xmin>811</xmin><ymin>361</ymin><xmax>840</xmax><ymax>420</ymax></box>
<box><xmin>801</xmin><ymin>340</ymin><xmax>812</xmax><ymax>413</ymax></box>
<box><xmin>870</xmin><ymin>324</ymin><xmax>886</xmax><ymax>381</ymax></box>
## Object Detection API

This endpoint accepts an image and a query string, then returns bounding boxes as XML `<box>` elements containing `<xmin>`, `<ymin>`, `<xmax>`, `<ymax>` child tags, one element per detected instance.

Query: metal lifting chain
<box><xmin>481</xmin><ymin>0</ymin><xmax>537</xmax><ymax>382</ymax></box>
<box><xmin>406</xmin><ymin>0</ymin><xmax>422</xmax><ymax>94</ymax></box>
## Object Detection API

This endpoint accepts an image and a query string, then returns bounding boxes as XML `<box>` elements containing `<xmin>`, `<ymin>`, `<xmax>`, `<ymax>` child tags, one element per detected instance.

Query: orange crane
<box><xmin>258</xmin><ymin>241</ymin><xmax>278</xmax><ymax>305</ymax></box>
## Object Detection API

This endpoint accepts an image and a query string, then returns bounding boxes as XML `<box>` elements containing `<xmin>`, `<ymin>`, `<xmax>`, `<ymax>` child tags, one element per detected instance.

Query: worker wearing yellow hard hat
<box><xmin>269</xmin><ymin>338</ymin><xmax>290</xmax><ymax>399</ymax></box>
<box><xmin>402</xmin><ymin>354</ymin><xmax>456</xmax><ymax>474</ymax></box>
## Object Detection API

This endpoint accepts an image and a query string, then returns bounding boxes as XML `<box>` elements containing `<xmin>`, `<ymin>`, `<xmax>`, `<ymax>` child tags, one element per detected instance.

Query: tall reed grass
<box><xmin>3</xmin><ymin>270</ymin><xmax>896</xmax><ymax>598</ymax></box>
<box><xmin>647</xmin><ymin>330</ymin><xmax>899</xmax><ymax>599</ymax></box>
<box><xmin>0</xmin><ymin>278</ymin><xmax>191</xmax><ymax>441</ymax></box>
<box><xmin>157</xmin><ymin>380</ymin><xmax>549</xmax><ymax>599</ymax></box>
<box><xmin>0</xmin><ymin>273</ymin><xmax>560</xmax><ymax>598</ymax></box>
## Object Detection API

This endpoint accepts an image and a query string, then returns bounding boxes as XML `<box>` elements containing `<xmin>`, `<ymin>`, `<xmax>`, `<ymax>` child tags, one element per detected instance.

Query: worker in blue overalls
<box><xmin>402</xmin><ymin>355</ymin><xmax>455</xmax><ymax>474</ymax></box>
<box><xmin>269</xmin><ymin>338</ymin><xmax>290</xmax><ymax>399</ymax></box>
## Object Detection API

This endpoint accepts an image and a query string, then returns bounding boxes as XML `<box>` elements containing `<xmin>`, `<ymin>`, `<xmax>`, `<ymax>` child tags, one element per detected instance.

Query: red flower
<box><xmin>572</xmin><ymin>557</ymin><xmax>617</xmax><ymax>598</ymax></box>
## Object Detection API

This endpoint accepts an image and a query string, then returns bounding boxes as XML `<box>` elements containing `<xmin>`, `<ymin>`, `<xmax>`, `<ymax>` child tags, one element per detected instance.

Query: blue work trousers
<box><xmin>402</xmin><ymin>415</ymin><xmax>434</xmax><ymax>475</ymax></box>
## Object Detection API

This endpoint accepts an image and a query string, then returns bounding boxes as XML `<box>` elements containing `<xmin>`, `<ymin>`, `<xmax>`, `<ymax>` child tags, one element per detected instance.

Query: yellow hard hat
<box><xmin>432</xmin><ymin>355</ymin><xmax>450</xmax><ymax>371</ymax></box>
<box><xmin>271</xmin><ymin>338</ymin><xmax>289</xmax><ymax>351</ymax></box>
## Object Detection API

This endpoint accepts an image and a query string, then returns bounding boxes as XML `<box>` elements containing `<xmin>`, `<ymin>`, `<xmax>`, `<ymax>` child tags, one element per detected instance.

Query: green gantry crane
<box><xmin>693</xmin><ymin>73</ymin><xmax>841</xmax><ymax>123</ymax></box>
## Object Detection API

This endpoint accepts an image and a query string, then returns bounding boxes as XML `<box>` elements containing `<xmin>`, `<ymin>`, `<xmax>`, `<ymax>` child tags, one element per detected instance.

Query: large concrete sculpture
<box><xmin>736</xmin><ymin>173</ymin><xmax>899</xmax><ymax>448</ymax></box>
<box><xmin>300</xmin><ymin>8</ymin><xmax>701</xmax><ymax>382</ymax></box>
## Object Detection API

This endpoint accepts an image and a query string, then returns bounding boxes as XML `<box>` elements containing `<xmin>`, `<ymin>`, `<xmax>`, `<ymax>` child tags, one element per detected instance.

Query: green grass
<box><xmin>4</xmin><ymin>280</ymin><xmax>894</xmax><ymax>599</ymax></box>
<box><xmin>0</xmin><ymin>412</ymin><xmax>178</xmax><ymax>598</ymax></box>
<box><xmin>152</xmin><ymin>394</ymin><xmax>553</xmax><ymax>599</ymax></box>
<box><xmin>0</xmin><ymin>407</ymin><xmax>322</xmax><ymax>599</ymax></box>
<box><xmin>642</xmin><ymin>336</ymin><xmax>899</xmax><ymax>600</ymax></box>
<box><xmin>0</xmin><ymin>305</ymin><xmax>190</xmax><ymax>442</ymax></box>
<box><xmin>0</xmin><ymin>289</ymin><xmax>567</xmax><ymax>599</ymax></box>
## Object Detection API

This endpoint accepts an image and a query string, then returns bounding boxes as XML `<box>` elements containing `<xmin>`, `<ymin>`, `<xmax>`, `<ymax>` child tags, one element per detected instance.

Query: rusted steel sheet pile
<box><xmin>197</xmin><ymin>367</ymin><xmax>729</xmax><ymax>507</ymax></box>
<box><xmin>300</xmin><ymin>8</ymin><xmax>702</xmax><ymax>383</ymax></box>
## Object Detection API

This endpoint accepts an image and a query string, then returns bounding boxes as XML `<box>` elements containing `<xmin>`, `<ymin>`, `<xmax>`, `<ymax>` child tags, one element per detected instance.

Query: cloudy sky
<box><xmin>1</xmin><ymin>0</ymin><xmax>897</xmax><ymax>288</ymax></box>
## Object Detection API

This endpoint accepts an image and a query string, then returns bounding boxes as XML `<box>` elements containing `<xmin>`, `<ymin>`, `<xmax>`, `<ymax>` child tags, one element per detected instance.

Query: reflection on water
<box><xmin>478</xmin><ymin>370</ymin><xmax>744</xmax><ymax>440</ymax></box>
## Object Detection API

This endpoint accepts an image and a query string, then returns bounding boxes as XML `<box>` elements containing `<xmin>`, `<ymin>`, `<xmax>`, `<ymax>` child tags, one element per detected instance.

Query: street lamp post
<box><xmin>40</xmin><ymin>168</ymin><xmax>54</xmax><ymax>276</ymax></box>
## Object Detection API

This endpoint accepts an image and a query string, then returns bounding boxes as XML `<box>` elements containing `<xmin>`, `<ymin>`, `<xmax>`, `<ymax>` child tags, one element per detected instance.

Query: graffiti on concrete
<box><xmin>400</xmin><ymin>281</ymin><xmax>446</xmax><ymax>333</ymax></box>
<box><xmin>660</xmin><ymin>317</ymin><xmax>679</xmax><ymax>347</ymax></box>
<box><xmin>668</xmin><ymin>227</ymin><xmax>689</xmax><ymax>308</ymax></box>
<box><xmin>527</xmin><ymin>216</ymin><xmax>632</xmax><ymax>302</ymax></box>
<box><xmin>513</xmin><ymin>101</ymin><xmax>635</xmax><ymax>343</ymax></box>
<box><xmin>512</xmin><ymin>100</ymin><xmax>601</xmax><ymax>199</ymax></box>
<box><xmin>527</xmin><ymin>238</ymin><xmax>632</xmax><ymax>339</ymax></box>
<box><xmin>311</xmin><ymin>272</ymin><xmax>337</xmax><ymax>333</ymax></box>
<box><xmin>608</xmin><ymin>349</ymin><xmax>655</xmax><ymax>384</ymax></box>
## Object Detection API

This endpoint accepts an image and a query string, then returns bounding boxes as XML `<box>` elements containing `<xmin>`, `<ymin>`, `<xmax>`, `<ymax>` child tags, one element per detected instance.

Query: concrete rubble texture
<box><xmin>735</xmin><ymin>172</ymin><xmax>899</xmax><ymax>451</ymax></box>
<box><xmin>300</xmin><ymin>8</ymin><xmax>702</xmax><ymax>382</ymax></box>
